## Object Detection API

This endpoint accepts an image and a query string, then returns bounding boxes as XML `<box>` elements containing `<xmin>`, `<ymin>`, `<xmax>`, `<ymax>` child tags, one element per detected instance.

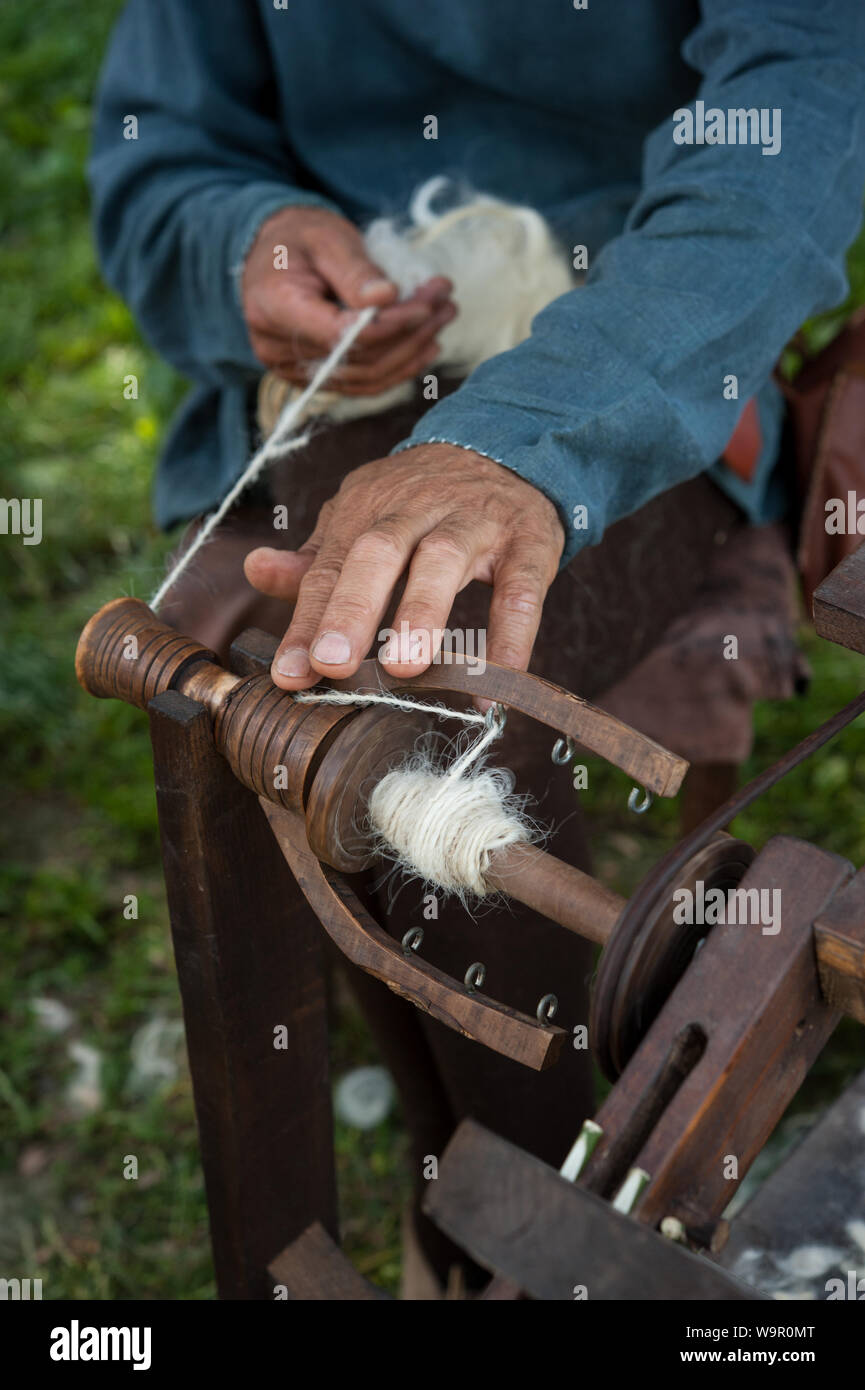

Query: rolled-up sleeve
<box><xmin>399</xmin><ymin>0</ymin><xmax>865</xmax><ymax>564</ymax></box>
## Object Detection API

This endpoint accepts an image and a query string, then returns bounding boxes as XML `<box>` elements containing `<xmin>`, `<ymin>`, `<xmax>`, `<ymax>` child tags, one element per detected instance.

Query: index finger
<box><xmin>279</xmin><ymin>279</ymin><xmax>453</xmax><ymax>352</ymax></box>
<box><xmin>347</xmin><ymin>278</ymin><xmax>455</xmax><ymax>349</ymax></box>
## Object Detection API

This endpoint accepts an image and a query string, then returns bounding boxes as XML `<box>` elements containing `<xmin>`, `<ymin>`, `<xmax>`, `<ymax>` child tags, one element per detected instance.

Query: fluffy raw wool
<box><xmin>257</xmin><ymin>177</ymin><xmax>577</xmax><ymax>435</ymax></box>
<box><xmin>364</xmin><ymin>177</ymin><xmax>576</xmax><ymax>377</ymax></box>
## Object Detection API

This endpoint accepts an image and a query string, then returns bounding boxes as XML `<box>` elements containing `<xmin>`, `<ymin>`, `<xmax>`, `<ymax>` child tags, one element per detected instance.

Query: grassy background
<box><xmin>1</xmin><ymin>0</ymin><xmax>863</xmax><ymax>1300</ymax></box>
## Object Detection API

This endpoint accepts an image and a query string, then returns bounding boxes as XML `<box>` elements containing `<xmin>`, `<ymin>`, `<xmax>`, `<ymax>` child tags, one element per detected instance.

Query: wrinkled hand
<box><xmin>243</xmin><ymin>445</ymin><xmax>565</xmax><ymax>690</ymax></box>
<box><xmin>241</xmin><ymin>205</ymin><xmax>455</xmax><ymax>394</ymax></box>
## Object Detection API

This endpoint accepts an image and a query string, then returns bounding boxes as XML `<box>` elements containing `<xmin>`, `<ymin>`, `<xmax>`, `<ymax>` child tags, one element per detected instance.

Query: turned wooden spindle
<box><xmin>486</xmin><ymin>844</ymin><xmax>624</xmax><ymax>945</ymax></box>
<box><xmin>76</xmin><ymin>597</ymin><xmax>627</xmax><ymax>938</ymax></box>
<box><xmin>76</xmin><ymin>598</ymin><xmax>429</xmax><ymax>873</ymax></box>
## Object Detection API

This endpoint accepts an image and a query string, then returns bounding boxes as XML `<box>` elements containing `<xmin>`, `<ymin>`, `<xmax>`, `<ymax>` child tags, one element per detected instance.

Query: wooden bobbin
<box><xmin>304</xmin><ymin>705</ymin><xmax>430</xmax><ymax>872</ymax></box>
<box><xmin>76</xmin><ymin>597</ymin><xmax>428</xmax><ymax>872</ymax></box>
<box><xmin>211</xmin><ymin>673</ymin><xmax>353</xmax><ymax>818</ymax></box>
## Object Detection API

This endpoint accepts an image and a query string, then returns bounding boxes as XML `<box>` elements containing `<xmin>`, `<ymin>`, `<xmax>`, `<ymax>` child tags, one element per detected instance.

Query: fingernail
<box><xmin>394</xmin><ymin>631</ymin><xmax>429</xmax><ymax>664</ymax></box>
<box><xmin>276</xmin><ymin>649</ymin><xmax>310</xmax><ymax>679</ymax></box>
<box><xmin>312</xmin><ymin>631</ymin><xmax>352</xmax><ymax>665</ymax></box>
<box><xmin>360</xmin><ymin>277</ymin><xmax>395</xmax><ymax>297</ymax></box>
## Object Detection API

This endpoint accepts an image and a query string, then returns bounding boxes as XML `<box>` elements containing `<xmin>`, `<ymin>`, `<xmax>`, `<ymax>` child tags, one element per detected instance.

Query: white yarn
<box><xmin>154</xmin><ymin>182</ymin><xmax>576</xmax><ymax>604</ymax></box>
<box><xmin>149</xmin><ymin>305</ymin><xmax>376</xmax><ymax>610</ymax></box>
<box><xmin>369</xmin><ymin>754</ymin><xmax>532</xmax><ymax>898</ymax></box>
<box><xmin>258</xmin><ymin>178</ymin><xmax>577</xmax><ymax>432</ymax></box>
<box><xmin>298</xmin><ymin>685</ymin><xmax>537</xmax><ymax>897</ymax></box>
<box><xmin>293</xmin><ymin>687</ymin><xmax>488</xmax><ymax>725</ymax></box>
<box><xmin>304</xmin><ymin>690</ymin><xmax>532</xmax><ymax>897</ymax></box>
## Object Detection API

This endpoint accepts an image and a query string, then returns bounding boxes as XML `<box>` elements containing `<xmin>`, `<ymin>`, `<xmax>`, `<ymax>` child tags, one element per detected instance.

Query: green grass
<box><xmin>1</xmin><ymin>0</ymin><xmax>864</xmax><ymax>1300</ymax></box>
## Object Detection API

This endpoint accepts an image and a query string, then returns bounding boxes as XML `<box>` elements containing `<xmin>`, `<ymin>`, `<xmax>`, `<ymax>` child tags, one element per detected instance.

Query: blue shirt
<box><xmin>89</xmin><ymin>0</ymin><xmax>865</xmax><ymax>563</ymax></box>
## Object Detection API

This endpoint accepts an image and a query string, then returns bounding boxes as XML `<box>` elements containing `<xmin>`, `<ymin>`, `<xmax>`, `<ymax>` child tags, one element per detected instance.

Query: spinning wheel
<box><xmin>74</xmin><ymin>545</ymin><xmax>865</xmax><ymax>1299</ymax></box>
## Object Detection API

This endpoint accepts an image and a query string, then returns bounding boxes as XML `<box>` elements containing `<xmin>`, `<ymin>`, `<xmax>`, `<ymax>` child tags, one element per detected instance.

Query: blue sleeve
<box><xmin>88</xmin><ymin>0</ymin><xmax>340</xmax><ymax>386</ymax></box>
<box><xmin>401</xmin><ymin>0</ymin><xmax>865</xmax><ymax>564</ymax></box>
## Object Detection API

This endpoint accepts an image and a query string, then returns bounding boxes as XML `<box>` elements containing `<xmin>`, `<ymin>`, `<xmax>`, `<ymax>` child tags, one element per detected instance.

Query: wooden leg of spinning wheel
<box><xmin>148</xmin><ymin>690</ymin><xmax>337</xmax><ymax>1299</ymax></box>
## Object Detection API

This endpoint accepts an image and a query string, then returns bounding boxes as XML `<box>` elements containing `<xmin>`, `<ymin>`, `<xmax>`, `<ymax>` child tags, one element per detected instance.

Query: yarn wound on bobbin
<box><xmin>294</xmin><ymin>690</ymin><xmax>540</xmax><ymax>899</ymax></box>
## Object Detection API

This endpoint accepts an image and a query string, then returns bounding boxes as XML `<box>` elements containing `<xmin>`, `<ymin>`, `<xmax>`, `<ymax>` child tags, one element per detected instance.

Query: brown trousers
<box><xmin>158</xmin><ymin>384</ymin><xmax>786</xmax><ymax>1281</ymax></box>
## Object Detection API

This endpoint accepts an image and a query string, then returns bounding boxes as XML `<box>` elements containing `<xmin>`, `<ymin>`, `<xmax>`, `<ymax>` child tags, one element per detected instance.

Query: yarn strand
<box><xmin>149</xmin><ymin>306</ymin><xmax>376</xmax><ymax>611</ymax></box>
<box><xmin>446</xmin><ymin>703</ymin><xmax>506</xmax><ymax>779</ymax></box>
<box><xmin>292</xmin><ymin>686</ymin><xmax>488</xmax><ymax>725</ymax></box>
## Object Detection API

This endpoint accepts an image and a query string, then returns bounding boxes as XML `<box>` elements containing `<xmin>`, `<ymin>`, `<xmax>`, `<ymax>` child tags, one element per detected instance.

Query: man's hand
<box><xmin>243</xmin><ymin>445</ymin><xmax>565</xmax><ymax>689</ymax></box>
<box><xmin>242</xmin><ymin>206</ymin><xmax>455</xmax><ymax>394</ymax></box>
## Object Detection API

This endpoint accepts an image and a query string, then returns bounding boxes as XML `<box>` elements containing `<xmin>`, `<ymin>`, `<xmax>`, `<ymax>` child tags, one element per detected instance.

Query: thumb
<box><xmin>243</xmin><ymin>546</ymin><xmax>314</xmax><ymax>600</ymax></box>
<box><xmin>312</xmin><ymin>222</ymin><xmax>398</xmax><ymax>309</ymax></box>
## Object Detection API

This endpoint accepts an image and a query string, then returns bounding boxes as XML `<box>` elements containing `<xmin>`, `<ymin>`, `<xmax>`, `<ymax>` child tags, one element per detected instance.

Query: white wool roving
<box><xmin>365</xmin><ymin>176</ymin><xmax>576</xmax><ymax>377</ymax></box>
<box><xmin>257</xmin><ymin>177</ymin><xmax>577</xmax><ymax>433</ymax></box>
<box><xmin>368</xmin><ymin>749</ymin><xmax>535</xmax><ymax>899</ymax></box>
